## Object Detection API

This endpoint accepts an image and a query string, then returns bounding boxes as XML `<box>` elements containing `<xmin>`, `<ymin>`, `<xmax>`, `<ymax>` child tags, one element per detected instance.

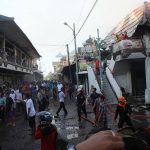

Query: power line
<box><xmin>35</xmin><ymin>0</ymin><xmax>98</xmax><ymax>49</ymax></box>
<box><xmin>76</xmin><ymin>0</ymin><xmax>98</xmax><ymax>37</ymax></box>
<box><xmin>76</xmin><ymin>0</ymin><xmax>86</xmax><ymax>26</ymax></box>
<box><xmin>68</xmin><ymin>0</ymin><xmax>98</xmax><ymax>45</ymax></box>
<box><xmin>34</xmin><ymin>44</ymin><xmax>66</xmax><ymax>47</ymax></box>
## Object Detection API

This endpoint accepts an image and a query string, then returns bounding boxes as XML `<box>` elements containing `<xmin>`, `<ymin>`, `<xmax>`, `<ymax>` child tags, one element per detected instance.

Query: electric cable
<box><xmin>34</xmin><ymin>44</ymin><xmax>65</xmax><ymax>47</ymax></box>
<box><xmin>34</xmin><ymin>0</ymin><xmax>98</xmax><ymax>51</ymax></box>
<box><xmin>76</xmin><ymin>0</ymin><xmax>98</xmax><ymax>38</ymax></box>
<box><xmin>68</xmin><ymin>0</ymin><xmax>99</xmax><ymax>45</ymax></box>
<box><xmin>76</xmin><ymin>0</ymin><xmax>86</xmax><ymax>26</ymax></box>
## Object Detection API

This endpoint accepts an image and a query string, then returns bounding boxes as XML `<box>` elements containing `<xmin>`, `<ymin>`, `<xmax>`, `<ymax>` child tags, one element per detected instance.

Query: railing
<box><xmin>0</xmin><ymin>48</ymin><xmax>39</xmax><ymax>73</ymax></box>
<box><xmin>105</xmin><ymin>59</ymin><xmax>122</xmax><ymax>98</ymax></box>
<box><xmin>87</xmin><ymin>65</ymin><xmax>102</xmax><ymax>94</ymax></box>
<box><xmin>32</xmin><ymin>64</ymin><xmax>38</xmax><ymax>70</ymax></box>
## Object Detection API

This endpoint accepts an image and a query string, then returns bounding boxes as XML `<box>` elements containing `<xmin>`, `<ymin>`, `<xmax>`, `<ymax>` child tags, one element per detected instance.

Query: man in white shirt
<box><xmin>9</xmin><ymin>89</ymin><xmax>16</xmax><ymax>110</ymax></box>
<box><xmin>15</xmin><ymin>89</ymin><xmax>23</xmax><ymax>112</ymax></box>
<box><xmin>56</xmin><ymin>87</ymin><xmax>68</xmax><ymax>116</ymax></box>
<box><xmin>57</xmin><ymin>81</ymin><xmax>63</xmax><ymax>92</ymax></box>
<box><xmin>25</xmin><ymin>94</ymin><xmax>36</xmax><ymax>135</ymax></box>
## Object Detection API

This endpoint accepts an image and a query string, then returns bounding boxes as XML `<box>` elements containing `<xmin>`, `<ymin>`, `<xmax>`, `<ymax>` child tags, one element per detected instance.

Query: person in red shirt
<box><xmin>35</xmin><ymin>111</ymin><xmax>58</xmax><ymax>150</ymax></box>
<box><xmin>95</xmin><ymin>58</ymin><xmax>100</xmax><ymax>75</ymax></box>
<box><xmin>121</xmin><ymin>31</ymin><xmax>128</xmax><ymax>40</ymax></box>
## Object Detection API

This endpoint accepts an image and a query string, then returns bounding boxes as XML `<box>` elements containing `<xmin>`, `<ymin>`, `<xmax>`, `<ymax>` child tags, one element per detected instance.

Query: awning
<box><xmin>61</xmin><ymin>63</ymin><xmax>76</xmax><ymax>74</ymax></box>
<box><xmin>78</xmin><ymin>71</ymin><xmax>88</xmax><ymax>74</ymax></box>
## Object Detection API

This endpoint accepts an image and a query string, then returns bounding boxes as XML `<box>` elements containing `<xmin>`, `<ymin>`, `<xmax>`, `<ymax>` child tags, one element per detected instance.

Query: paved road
<box><xmin>0</xmin><ymin>94</ymin><xmax>150</xmax><ymax>150</ymax></box>
<box><xmin>0</xmin><ymin>96</ymin><xmax>95</xmax><ymax>150</ymax></box>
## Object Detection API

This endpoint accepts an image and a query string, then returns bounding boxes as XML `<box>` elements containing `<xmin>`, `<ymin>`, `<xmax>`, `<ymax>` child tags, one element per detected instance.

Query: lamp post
<box><xmin>64</xmin><ymin>22</ymin><xmax>79</xmax><ymax>88</ymax></box>
<box><xmin>66</xmin><ymin>44</ymin><xmax>72</xmax><ymax>83</ymax></box>
<box><xmin>97</xmin><ymin>28</ymin><xmax>102</xmax><ymax>90</ymax></box>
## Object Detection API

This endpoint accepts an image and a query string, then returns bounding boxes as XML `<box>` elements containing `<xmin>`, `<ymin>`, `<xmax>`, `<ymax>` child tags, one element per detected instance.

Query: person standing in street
<box><xmin>57</xmin><ymin>81</ymin><xmax>63</xmax><ymax>93</ymax></box>
<box><xmin>103</xmin><ymin>59</ymin><xmax>107</xmax><ymax>74</ymax></box>
<box><xmin>0</xmin><ymin>92</ymin><xmax>6</xmax><ymax>122</ymax></box>
<box><xmin>35</xmin><ymin>111</ymin><xmax>58</xmax><ymax>150</ymax></box>
<box><xmin>25</xmin><ymin>94</ymin><xmax>36</xmax><ymax>135</ymax></box>
<box><xmin>68</xmin><ymin>83</ymin><xmax>74</xmax><ymax>100</ymax></box>
<box><xmin>114</xmin><ymin>96</ymin><xmax>134</xmax><ymax>130</ymax></box>
<box><xmin>90</xmin><ymin>87</ymin><xmax>99</xmax><ymax>116</ymax></box>
<box><xmin>95</xmin><ymin>58</ymin><xmax>100</xmax><ymax>75</ymax></box>
<box><xmin>93</xmin><ymin>94</ymin><xmax>107</xmax><ymax>127</ymax></box>
<box><xmin>37</xmin><ymin>89</ymin><xmax>47</xmax><ymax>111</ymax></box>
<box><xmin>49</xmin><ymin>80</ymin><xmax>54</xmax><ymax>98</ymax></box>
<box><xmin>56</xmin><ymin>87</ymin><xmax>68</xmax><ymax>116</ymax></box>
<box><xmin>76</xmin><ymin>88</ymin><xmax>87</xmax><ymax>122</ymax></box>
<box><xmin>5</xmin><ymin>93</ymin><xmax>15</xmax><ymax>126</ymax></box>
<box><xmin>9</xmin><ymin>89</ymin><xmax>16</xmax><ymax>114</ymax></box>
<box><xmin>15</xmin><ymin>89</ymin><xmax>23</xmax><ymax>113</ymax></box>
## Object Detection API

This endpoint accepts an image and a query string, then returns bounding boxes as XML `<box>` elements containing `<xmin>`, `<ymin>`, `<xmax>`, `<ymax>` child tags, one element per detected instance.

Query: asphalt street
<box><xmin>0</xmin><ymin>95</ymin><xmax>150</xmax><ymax>150</ymax></box>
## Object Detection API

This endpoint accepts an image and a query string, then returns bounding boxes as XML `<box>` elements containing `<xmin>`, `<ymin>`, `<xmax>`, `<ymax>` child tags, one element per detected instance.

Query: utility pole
<box><xmin>64</xmin><ymin>22</ymin><xmax>79</xmax><ymax>88</ymax></box>
<box><xmin>73</xmin><ymin>23</ymin><xmax>79</xmax><ymax>88</ymax></box>
<box><xmin>66</xmin><ymin>44</ymin><xmax>72</xmax><ymax>83</ymax></box>
<box><xmin>97</xmin><ymin>28</ymin><xmax>102</xmax><ymax>90</ymax></box>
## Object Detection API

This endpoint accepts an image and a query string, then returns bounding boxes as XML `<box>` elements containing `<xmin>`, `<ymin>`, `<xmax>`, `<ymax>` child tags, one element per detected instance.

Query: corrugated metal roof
<box><xmin>105</xmin><ymin>2</ymin><xmax>150</xmax><ymax>45</ymax></box>
<box><xmin>0</xmin><ymin>15</ymin><xmax>40</xmax><ymax>58</ymax></box>
<box><xmin>0</xmin><ymin>15</ymin><xmax>15</xmax><ymax>21</ymax></box>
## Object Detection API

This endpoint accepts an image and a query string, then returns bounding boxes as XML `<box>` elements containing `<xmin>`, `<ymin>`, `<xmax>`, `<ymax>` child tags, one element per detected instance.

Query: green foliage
<box><xmin>44</xmin><ymin>72</ymin><xmax>53</xmax><ymax>80</ymax></box>
<box><xmin>95</xmin><ymin>39</ymin><xmax>106</xmax><ymax>50</ymax></box>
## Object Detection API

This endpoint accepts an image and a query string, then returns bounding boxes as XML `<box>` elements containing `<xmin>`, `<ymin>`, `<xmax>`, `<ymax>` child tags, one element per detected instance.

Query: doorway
<box><xmin>131</xmin><ymin>60</ymin><xmax>146</xmax><ymax>96</ymax></box>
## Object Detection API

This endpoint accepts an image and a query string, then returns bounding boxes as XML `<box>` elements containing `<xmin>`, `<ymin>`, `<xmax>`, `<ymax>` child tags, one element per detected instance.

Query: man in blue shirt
<box><xmin>49</xmin><ymin>80</ymin><xmax>54</xmax><ymax>98</ymax></box>
<box><xmin>0</xmin><ymin>92</ymin><xmax>6</xmax><ymax>121</ymax></box>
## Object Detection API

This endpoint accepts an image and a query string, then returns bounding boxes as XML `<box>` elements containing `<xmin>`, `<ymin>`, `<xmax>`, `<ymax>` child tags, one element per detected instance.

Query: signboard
<box><xmin>79</xmin><ymin>59</ymin><xmax>87</xmax><ymax>71</ymax></box>
<box><xmin>113</xmin><ymin>39</ymin><xmax>143</xmax><ymax>53</ymax></box>
<box><xmin>78</xmin><ymin>47</ymin><xmax>95</xmax><ymax>72</ymax></box>
<box><xmin>78</xmin><ymin>47</ymin><xmax>94</xmax><ymax>61</ymax></box>
<box><xmin>79</xmin><ymin>59</ymin><xmax>95</xmax><ymax>72</ymax></box>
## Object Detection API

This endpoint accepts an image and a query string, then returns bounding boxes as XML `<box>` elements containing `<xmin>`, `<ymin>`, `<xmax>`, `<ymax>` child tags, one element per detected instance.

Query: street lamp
<box><xmin>66</xmin><ymin>44</ymin><xmax>72</xmax><ymax>83</ymax></box>
<box><xmin>64</xmin><ymin>22</ymin><xmax>79</xmax><ymax>88</ymax></box>
<box><xmin>97</xmin><ymin>28</ymin><xmax>102</xmax><ymax>90</ymax></box>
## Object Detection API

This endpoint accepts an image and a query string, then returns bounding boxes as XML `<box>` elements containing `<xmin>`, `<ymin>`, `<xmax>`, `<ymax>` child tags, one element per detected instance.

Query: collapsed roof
<box><xmin>105</xmin><ymin>2</ymin><xmax>150</xmax><ymax>45</ymax></box>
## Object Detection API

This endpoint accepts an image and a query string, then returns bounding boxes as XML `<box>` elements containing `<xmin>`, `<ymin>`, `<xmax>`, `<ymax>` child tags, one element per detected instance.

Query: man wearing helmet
<box><xmin>114</xmin><ymin>96</ymin><xmax>134</xmax><ymax>130</ymax></box>
<box><xmin>35</xmin><ymin>111</ymin><xmax>58</xmax><ymax>150</ymax></box>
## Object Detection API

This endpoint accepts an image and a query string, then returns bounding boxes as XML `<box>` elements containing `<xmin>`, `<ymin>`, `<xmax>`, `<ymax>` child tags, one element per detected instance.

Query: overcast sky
<box><xmin>0</xmin><ymin>0</ymin><xmax>147</xmax><ymax>76</ymax></box>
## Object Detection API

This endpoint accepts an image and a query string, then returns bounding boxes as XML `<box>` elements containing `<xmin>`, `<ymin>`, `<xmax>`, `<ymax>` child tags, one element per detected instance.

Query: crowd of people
<box><xmin>0</xmin><ymin>79</ymin><xmax>147</xmax><ymax>150</ymax></box>
<box><xmin>0</xmin><ymin>80</ymin><xmax>76</xmax><ymax>130</ymax></box>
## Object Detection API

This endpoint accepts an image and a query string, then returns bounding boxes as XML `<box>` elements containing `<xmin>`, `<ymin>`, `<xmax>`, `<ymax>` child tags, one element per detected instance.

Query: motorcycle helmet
<box><xmin>36</xmin><ymin>111</ymin><xmax>53</xmax><ymax>126</ymax></box>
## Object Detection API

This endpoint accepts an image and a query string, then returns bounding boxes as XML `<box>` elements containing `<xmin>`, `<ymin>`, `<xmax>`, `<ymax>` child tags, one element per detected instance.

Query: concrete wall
<box><xmin>145</xmin><ymin>57</ymin><xmax>150</xmax><ymax>104</ymax></box>
<box><xmin>143</xmin><ymin>32</ymin><xmax>150</xmax><ymax>104</ymax></box>
<box><xmin>114</xmin><ymin>61</ymin><xmax>132</xmax><ymax>94</ymax></box>
<box><xmin>24</xmin><ymin>72</ymin><xmax>43</xmax><ymax>82</ymax></box>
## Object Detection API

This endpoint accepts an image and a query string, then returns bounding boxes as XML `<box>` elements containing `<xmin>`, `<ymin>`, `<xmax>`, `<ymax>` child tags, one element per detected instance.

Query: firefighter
<box><xmin>114</xmin><ymin>96</ymin><xmax>134</xmax><ymax>130</ymax></box>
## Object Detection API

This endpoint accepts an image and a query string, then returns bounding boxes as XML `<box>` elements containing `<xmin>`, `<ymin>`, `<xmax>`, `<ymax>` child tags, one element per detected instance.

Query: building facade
<box><xmin>0</xmin><ymin>15</ymin><xmax>42</xmax><ymax>86</ymax></box>
<box><xmin>105</xmin><ymin>2</ymin><xmax>150</xmax><ymax>104</ymax></box>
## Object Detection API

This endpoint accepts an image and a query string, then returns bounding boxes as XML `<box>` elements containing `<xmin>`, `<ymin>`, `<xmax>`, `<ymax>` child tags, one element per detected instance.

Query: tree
<box><xmin>44</xmin><ymin>72</ymin><xmax>53</xmax><ymax>80</ymax></box>
<box><xmin>95</xmin><ymin>39</ymin><xmax>111</xmax><ymax>60</ymax></box>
